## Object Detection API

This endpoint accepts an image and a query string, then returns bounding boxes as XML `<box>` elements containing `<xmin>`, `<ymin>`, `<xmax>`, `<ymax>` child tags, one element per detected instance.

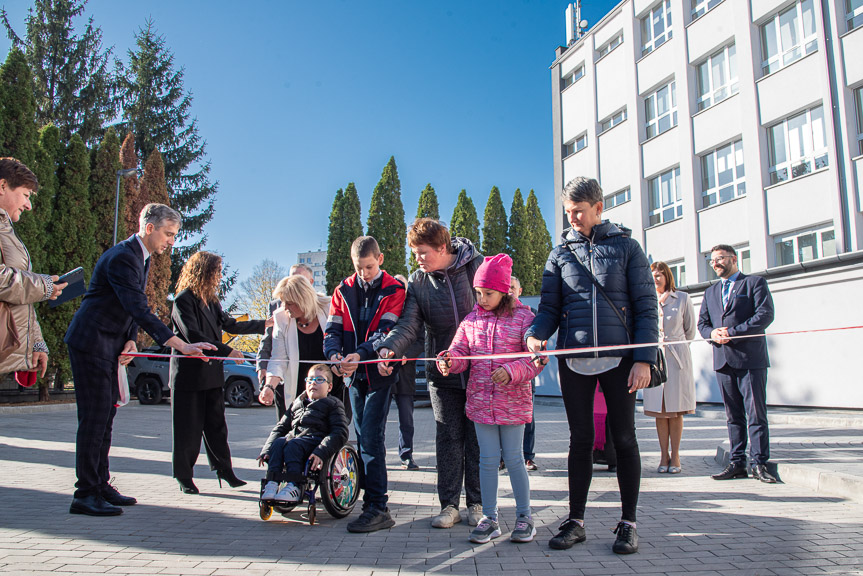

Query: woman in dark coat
<box><xmin>170</xmin><ymin>251</ymin><xmax>272</xmax><ymax>494</ymax></box>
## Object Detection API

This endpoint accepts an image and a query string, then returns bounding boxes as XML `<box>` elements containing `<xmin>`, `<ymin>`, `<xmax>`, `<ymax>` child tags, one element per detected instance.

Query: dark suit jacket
<box><xmin>170</xmin><ymin>289</ymin><xmax>266</xmax><ymax>391</ymax></box>
<box><xmin>255</xmin><ymin>298</ymin><xmax>280</xmax><ymax>372</ymax></box>
<box><xmin>697</xmin><ymin>273</ymin><xmax>775</xmax><ymax>371</ymax></box>
<box><xmin>65</xmin><ymin>236</ymin><xmax>173</xmax><ymax>360</ymax></box>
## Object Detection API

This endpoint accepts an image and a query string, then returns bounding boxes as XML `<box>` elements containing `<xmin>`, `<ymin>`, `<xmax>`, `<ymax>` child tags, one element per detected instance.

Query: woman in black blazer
<box><xmin>170</xmin><ymin>251</ymin><xmax>272</xmax><ymax>494</ymax></box>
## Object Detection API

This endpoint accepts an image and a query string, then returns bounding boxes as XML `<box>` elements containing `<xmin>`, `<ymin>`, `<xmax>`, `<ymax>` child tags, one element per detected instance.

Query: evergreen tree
<box><xmin>0</xmin><ymin>48</ymin><xmax>38</xmax><ymax>167</ymax></box>
<box><xmin>481</xmin><ymin>186</ymin><xmax>508</xmax><ymax>257</ymax></box>
<box><xmin>507</xmin><ymin>188</ymin><xmax>530</xmax><ymax>290</ymax></box>
<box><xmin>40</xmin><ymin>134</ymin><xmax>97</xmax><ymax>388</ymax></box>
<box><xmin>119</xmin><ymin>132</ymin><xmax>141</xmax><ymax>236</ymax></box>
<box><xmin>324</xmin><ymin>188</ymin><xmax>345</xmax><ymax>295</ymax></box>
<box><xmin>138</xmin><ymin>149</ymin><xmax>172</xmax><ymax>332</ymax></box>
<box><xmin>1</xmin><ymin>0</ymin><xmax>117</xmax><ymax>146</ymax></box>
<box><xmin>450</xmin><ymin>189</ymin><xmax>480</xmax><ymax>245</ymax></box>
<box><xmin>88</xmin><ymin>127</ymin><xmax>122</xmax><ymax>254</ymax></box>
<box><xmin>409</xmin><ymin>183</ymin><xmax>440</xmax><ymax>272</ymax></box>
<box><xmin>119</xmin><ymin>19</ymin><xmax>217</xmax><ymax>286</ymax></box>
<box><xmin>524</xmin><ymin>190</ymin><xmax>553</xmax><ymax>295</ymax></box>
<box><xmin>366</xmin><ymin>156</ymin><xmax>407</xmax><ymax>278</ymax></box>
<box><xmin>18</xmin><ymin>125</ymin><xmax>61</xmax><ymax>274</ymax></box>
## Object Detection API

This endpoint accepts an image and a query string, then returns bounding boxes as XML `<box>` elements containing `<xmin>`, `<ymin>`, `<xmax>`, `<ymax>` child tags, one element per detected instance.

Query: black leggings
<box><xmin>559</xmin><ymin>357</ymin><xmax>640</xmax><ymax>522</ymax></box>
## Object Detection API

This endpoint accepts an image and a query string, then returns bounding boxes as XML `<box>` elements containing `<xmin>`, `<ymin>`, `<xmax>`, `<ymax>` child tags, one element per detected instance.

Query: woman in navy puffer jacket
<box><xmin>526</xmin><ymin>177</ymin><xmax>657</xmax><ymax>556</ymax></box>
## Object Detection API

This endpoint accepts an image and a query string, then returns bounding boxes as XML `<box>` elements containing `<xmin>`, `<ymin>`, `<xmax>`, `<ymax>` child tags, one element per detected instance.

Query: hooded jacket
<box><xmin>525</xmin><ymin>222</ymin><xmax>658</xmax><ymax>365</ymax></box>
<box><xmin>377</xmin><ymin>237</ymin><xmax>483</xmax><ymax>389</ymax></box>
<box><xmin>446</xmin><ymin>303</ymin><xmax>543</xmax><ymax>425</ymax></box>
<box><xmin>0</xmin><ymin>208</ymin><xmax>50</xmax><ymax>374</ymax></box>
<box><xmin>259</xmin><ymin>393</ymin><xmax>349</xmax><ymax>463</ymax></box>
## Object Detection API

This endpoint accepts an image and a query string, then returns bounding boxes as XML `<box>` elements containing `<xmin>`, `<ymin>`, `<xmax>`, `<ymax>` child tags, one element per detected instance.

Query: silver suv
<box><xmin>126</xmin><ymin>346</ymin><xmax>261</xmax><ymax>408</ymax></box>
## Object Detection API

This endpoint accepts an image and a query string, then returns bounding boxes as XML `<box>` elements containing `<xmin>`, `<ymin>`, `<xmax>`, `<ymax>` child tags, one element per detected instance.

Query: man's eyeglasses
<box><xmin>709</xmin><ymin>255</ymin><xmax>733</xmax><ymax>265</ymax></box>
<box><xmin>304</xmin><ymin>376</ymin><xmax>328</xmax><ymax>385</ymax></box>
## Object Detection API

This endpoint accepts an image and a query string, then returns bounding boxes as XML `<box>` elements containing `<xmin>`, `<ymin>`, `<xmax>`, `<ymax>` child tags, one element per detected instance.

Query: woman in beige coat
<box><xmin>643</xmin><ymin>261</ymin><xmax>696</xmax><ymax>474</ymax></box>
<box><xmin>0</xmin><ymin>158</ymin><xmax>65</xmax><ymax>379</ymax></box>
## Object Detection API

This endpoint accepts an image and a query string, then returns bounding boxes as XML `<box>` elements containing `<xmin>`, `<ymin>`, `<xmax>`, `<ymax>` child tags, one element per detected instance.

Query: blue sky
<box><xmin>2</xmin><ymin>0</ymin><xmax>616</xmax><ymax>293</ymax></box>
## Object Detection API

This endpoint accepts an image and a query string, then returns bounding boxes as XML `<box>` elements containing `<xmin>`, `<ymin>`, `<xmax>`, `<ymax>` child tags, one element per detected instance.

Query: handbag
<box><xmin>0</xmin><ymin>246</ymin><xmax>21</xmax><ymax>362</ymax></box>
<box><xmin>566</xmin><ymin>244</ymin><xmax>666</xmax><ymax>388</ymax></box>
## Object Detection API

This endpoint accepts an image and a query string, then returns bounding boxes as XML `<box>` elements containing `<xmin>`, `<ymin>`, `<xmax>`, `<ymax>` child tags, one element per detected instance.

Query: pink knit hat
<box><xmin>473</xmin><ymin>253</ymin><xmax>512</xmax><ymax>294</ymax></box>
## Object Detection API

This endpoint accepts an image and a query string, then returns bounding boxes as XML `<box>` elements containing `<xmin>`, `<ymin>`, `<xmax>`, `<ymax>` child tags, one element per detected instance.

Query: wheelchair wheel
<box><xmin>259</xmin><ymin>501</ymin><xmax>273</xmax><ymax>521</ymax></box>
<box><xmin>320</xmin><ymin>444</ymin><xmax>361</xmax><ymax>518</ymax></box>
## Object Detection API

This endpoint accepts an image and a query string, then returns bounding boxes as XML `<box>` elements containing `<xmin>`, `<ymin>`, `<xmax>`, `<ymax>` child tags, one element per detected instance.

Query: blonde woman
<box><xmin>643</xmin><ymin>261</ymin><xmax>696</xmax><ymax>474</ymax></box>
<box><xmin>258</xmin><ymin>275</ymin><xmax>348</xmax><ymax>420</ymax></box>
<box><xmin>170</xmin><ymin>251</ymin><xmax>271</xmax><ymax>494</ymax></box>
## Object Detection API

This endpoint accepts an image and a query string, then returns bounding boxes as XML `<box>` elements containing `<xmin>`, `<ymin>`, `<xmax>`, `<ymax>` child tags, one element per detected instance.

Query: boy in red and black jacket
<box><xmin>324</xmin><ymin>235</ymin><xmax>405</xmax><ymax>533</ymax></box>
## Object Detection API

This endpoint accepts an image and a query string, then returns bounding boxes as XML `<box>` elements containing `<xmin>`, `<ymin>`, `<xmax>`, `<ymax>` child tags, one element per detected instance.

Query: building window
<box><xmin>692</xmin><ymin>0</ymin><xmax>723</xmax><ymax>20</ymax></box>
<box><xmin>701</xmin><ymin>140</ymin><xmax>745</xmax><ymax>208</ymax></box>
<box><xmin>597</xmin><ymin>33</ymin><xmax>623</xmax><ymax>59</ymax></box>
<box><xmin>561</xmin><ymin>65</ymin><xmax>585</xmax><ymax>90</ymax></box>
<box><xmin>704</xmin><ymin>245</ymin><xmax>750</xmax><ymax>280</ymax></box>
<box><xmin>641</xmin><ymin>0</ymin><xmax>673</xmax><ymax>56</ymax></box>
<box><xmin>774</xmin><ymin>225</ymin><xmax>836</xmax><ymax>265</ymax></box>
<box><xmin>648</xmin><ymin>167</ymin><xmax>682</xmax><ymax>226</ymax></box>
<box><xmin>563</xmin><ymin>133</ymin><xmax>587</xmax><ymax>158</ymax></box>
<box><xmin>666</xmin><ymin>260</ymin><xmax>687</xmax><ymax>287</ymax></box>
<box><xmin>645</xmin><ymin>81</ymin><xmax>677</xmax><ymax>139</ymax></box>
<box><xmin>855</xmin><ymin>87</ymin><xmax>863</xmax><ymax>156</ymax></box>
<box><xmin>767</xmin><ymin>106</ymin><xmax>828</xmax><ymax>185</ymax></box>
<box><xmin>696</xmin><ymin>44</ymin><xmax>738</xmax><ymax>111</ymax></box>
<box><xmin>604</xmin><ymin>187</ymin><xmax>631</xmax><ymax>209</ymax></box>
<box><xmin>599</xmin><ymin>108</ymin><xmax>627</xmax><ymax>134</ymax></box>
<box><xmin>760</xmin><ymin>0</ymin><xmax>817</xmax><ymax>75</ymax></box>
<box><xmin>848</xmin><ymin>0</ymin><xmax>863</xmax><ymax>30</ymax></box>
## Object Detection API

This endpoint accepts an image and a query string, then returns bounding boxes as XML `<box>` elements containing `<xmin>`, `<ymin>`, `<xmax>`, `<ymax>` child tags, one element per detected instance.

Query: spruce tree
<box><xmin>450</xmin><ymin>189</ymin><xmax>480</xmax><ymax>245</ymax></box>
<box><xmin>119</xmin><ymin>132</ymin><xmax>141</xmax><ymax>236</ymax></box>
<box><xmin>409</xmin><ymin>183</ymin><xmax>440</xmax><ymax>272</ymax></box>
<box><xmin>40</xmin><ymin>134</ymin><xmax>97</xmax><ymax>388</ymax></box>
<box><xmin>119</xmin><ymin>20</ymin><xmax>217</xmax><ymax>286</ymax></box>
<box><xmin>324</xmin><ymin>188</ymin><xmax>345</xmax><ymax>295</ymax></box>
<box><xmin>0</xmin><ymin>48</ymin><xmax>38</xmax><ymax>167</ymax></box>
<box><xmin>88</xmin><ymin>127</ymin><xmax>122</xmax><ymax>254</ymax></box>
<box><xmin>366</xmin><ymin>157</ymin><xmax>407</xmax><ymax>278</ymax></box>
<box><xmin>524</xmin><ymin>190</ymin><xmax>553</xmax><ymax>295</ymax></box>
<box><xmin>1</xmin><ymin>0</ymin><xmax>117</xmax><ymax>146</ymax></box>
<box><xmin>138</xmin><ymin>149</ymin><xmax>172</xmax><ymax>332</ymax></box>
<box><xmin>507</xmin><ymin>188</ymin><xmax>530</xmax><ymax>290</ymax></box>
<box><xmin>481</xmin><ymin>186</ymin><xmax>508</xmax><ymax>257</ymax></box>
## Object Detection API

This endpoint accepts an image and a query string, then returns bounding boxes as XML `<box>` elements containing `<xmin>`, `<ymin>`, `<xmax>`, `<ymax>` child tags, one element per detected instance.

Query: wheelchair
<box><xmin>258</xmin><ymin>443</ymin><xmax>361</xmax><ymax>524</ymax></box>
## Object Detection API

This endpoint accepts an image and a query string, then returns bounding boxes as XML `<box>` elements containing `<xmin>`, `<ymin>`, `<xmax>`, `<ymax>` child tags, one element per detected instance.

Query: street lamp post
<box><xmin>114</xmin><ymin>168</ymin><xmax>137</xmax><ymax>245</ymax></box>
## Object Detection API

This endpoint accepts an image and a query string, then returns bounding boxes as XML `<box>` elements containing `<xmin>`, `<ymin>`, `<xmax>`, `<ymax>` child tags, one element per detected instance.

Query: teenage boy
<box><xmin>325</xmin><ymin>236</ymin><xmax>405</xmax><ymax>533</ymax></box>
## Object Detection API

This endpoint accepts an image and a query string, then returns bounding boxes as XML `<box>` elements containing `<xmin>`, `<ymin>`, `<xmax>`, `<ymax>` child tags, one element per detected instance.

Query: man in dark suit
<box><xmin>698</xmin><ymin>244</ymin><xmax>776</xmax><ymax>484</ymax></box>
<box><xmin>65</xmin><ymin>204</ymin><xmax>216</xmax><ymax>516</ymax></box>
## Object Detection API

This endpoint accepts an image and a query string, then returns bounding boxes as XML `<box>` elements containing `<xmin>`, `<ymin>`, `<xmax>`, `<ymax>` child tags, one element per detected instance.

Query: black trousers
<box><xmin>717</xmin><ymin>367</ymin><xmax>769</xmax><ymax>466</ymax></box>
<box><xmin>172</xmin><ymin>387</ymin><xmax>233</xmax><ymax>479</ymax></box>
<box><xmin>559</xmin><ymin>358</ymin><xmax>641</xmax><ymax>522</ymax></box>
<box><xmin>429</xmin><ymin>385</ymin><xmax>481</xmax><ymax>509</ymax></box>
<box><xmin>69</xmin><ymin>347</ymin><xmax>118</xmax><ymax>499</ymax></box>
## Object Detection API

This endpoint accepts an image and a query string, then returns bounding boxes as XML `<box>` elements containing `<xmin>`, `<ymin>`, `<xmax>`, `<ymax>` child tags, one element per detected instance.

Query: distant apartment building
<box><xmin>545</xmin><ymin>0</ymin><xmax>863</xmax><ymax>408</ymax></box>
<box><xmin>297</xmin><ymin>249</ymin><xmax>326</xmax><ymax>288</ymax></box>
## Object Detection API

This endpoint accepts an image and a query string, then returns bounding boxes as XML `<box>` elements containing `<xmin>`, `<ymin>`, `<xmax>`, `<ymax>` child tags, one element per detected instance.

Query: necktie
<box><xmin>721</xmin><ymin>280</ymin><xmax>732</xmax><ymax>309</ymax></box>
<box><xmin>143</xmin><ymin>257</ymin><xmax>151</xmax><ymax>288</ymax></box>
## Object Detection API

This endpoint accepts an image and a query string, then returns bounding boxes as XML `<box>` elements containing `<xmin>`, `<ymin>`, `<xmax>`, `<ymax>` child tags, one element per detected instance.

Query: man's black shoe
<box><xmin>549</xmin><ymin>519</ymin><xmax>586</xmax><ymax>550</ymax></box>
<box><xmin>401</xmin><ymin>457</ymin><xmax>419</xmax><ymax>470</ymax></box>
<box><xmin>346</xmin><ymin>506</ymin><xmax>395</xmax><ymax>533</ymax></box>
<box><xmin>612</xmin><ymin>522</ymin><xmax>638</xmax><ymax>554</ymax></box>
<box><xmin>69</xmin><ymin>494</ymin><xmax>123</xmax><ymax>516</ymax></box>
<box><xmin>711</xmin><ymin>463</ymin><xmax>748</xmax><ymax>480</ymax></box>
<box><xmin>102</xmin><ymin>483</ymin><xmax>137</xmax><ymax>506</ymax></box>
<box><xmin>750</xmin><ymin>464</ymin><xmax>777</xmax><ymax>484</ymax></box>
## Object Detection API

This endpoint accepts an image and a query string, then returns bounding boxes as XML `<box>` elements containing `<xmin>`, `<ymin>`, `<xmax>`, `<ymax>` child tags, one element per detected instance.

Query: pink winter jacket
<box><xmin>445</xmin><ymin>303</ymin><xmax>543</xmax><ymax>425</ymax></box>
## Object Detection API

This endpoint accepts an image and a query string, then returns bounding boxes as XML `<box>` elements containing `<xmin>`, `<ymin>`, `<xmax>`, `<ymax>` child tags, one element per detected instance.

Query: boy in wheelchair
<box><xmin>257</xmin><ymin>364</ymin><xmax>349</xmax><ymax>503</ymax></box>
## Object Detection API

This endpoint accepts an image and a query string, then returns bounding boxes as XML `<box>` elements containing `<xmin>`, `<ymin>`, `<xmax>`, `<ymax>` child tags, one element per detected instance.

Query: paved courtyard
<box><xmin>1</xmin><ymin>400</ymin><xmax>862</xmax><ymax>575</ymax></box>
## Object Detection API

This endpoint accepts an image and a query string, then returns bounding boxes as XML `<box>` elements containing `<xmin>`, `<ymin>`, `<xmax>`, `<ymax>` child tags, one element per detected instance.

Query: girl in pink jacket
<box><xmin>438</xmin><ymin>253</ymin><xmax>544</xmax><ymax>545</ymax></box>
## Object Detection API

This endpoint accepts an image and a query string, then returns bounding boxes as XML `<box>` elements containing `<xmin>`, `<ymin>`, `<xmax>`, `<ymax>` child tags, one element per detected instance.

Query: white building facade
<box><xmin>297</xmin><ymin>249</ymin><xmax>327</xmax><ymax>289</ymax></box>
<box><xmin>548</xmin><ymin>0</ymin><xmax>863</xmax><ymax>408</ymax></box>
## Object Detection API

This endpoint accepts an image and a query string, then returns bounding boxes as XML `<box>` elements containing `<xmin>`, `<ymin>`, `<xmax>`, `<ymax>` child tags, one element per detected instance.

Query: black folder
<box><xmin>49</xmin><ymin>267</ymin><xmax>87</xmax><ymax>308</ymax></box>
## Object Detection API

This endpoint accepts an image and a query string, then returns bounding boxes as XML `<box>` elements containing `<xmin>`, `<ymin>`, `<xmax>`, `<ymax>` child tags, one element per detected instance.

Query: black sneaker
<box><xmin>346</xmin><ymin>506</ymin><xmax>396</xmax><ymax>533</ymax></box>
<box><xmin>612</xmin><ymin>521</ymin><xmax>638</xmax><ymax>554</ymax></box>
<box><xmin>401</xmin><ymin>457</ymin><xmax>419</xmax><ymax>470</ymax></box>
<box><xmin>549</xmin><ymin>519</ymin><xmax>586</xmax><ymax>550</ymax></box>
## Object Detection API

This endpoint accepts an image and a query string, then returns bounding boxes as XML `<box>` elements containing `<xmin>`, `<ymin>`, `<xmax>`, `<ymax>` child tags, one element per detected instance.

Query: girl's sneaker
<box><xmin>469</xmin><ymin>516</ymin><xmax>502</xmax><ymax>544</ymax></box>
<box><xmin>261</xmin><ymin>481</ymin><xmax>279</xmax><ymax>501</ymax></box>
<box><xmin>510</xmin><ymin>515</ymin><xmax>537</xmax><ymax>543</ymax></box>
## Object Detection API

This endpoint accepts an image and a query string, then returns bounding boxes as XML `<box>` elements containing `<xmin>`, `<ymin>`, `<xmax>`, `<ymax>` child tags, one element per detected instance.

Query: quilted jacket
<box><xmin>446</xmin><ymin>303</ymin><xmax>543</xmax><ymax>425</ymax></box>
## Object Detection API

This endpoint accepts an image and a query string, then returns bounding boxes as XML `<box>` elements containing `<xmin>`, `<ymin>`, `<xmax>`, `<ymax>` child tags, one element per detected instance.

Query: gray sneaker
<box><xmin>469</xmin><ymin>516</ymin><xmax>501</xmax><ymax>544</ymax></box>
<box><xmin>467</xmin><ymin>503</ymin><xmax>483</xmax><ymax>526</ymax></box>
<box><xmin>431</xmin><ymin>505</ymin><xmax>462</xmax><ymax>529</ymax></box>
<box><xmin>510</xmin><ymin>514</ymin><xmax>536</xmax><ymax>543</ymax></box>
